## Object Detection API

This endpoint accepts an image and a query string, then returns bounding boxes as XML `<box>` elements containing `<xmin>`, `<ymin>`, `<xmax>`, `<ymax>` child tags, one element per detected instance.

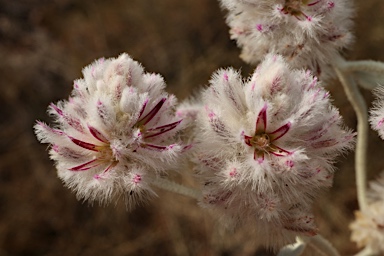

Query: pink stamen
<box><xmin>133</xmin><ymin>174</ymin><xmax>142</xmax><ymax>184</ymax></box>
<box><xmin>229</xmin><ymin>168</ymin><xmax>237</xmax><ymax>177</ymax></box>
<box><xmin>208</xmin><ymin>111</ymin><xmax>216</xmax><ymax>120</ymax></box>
<box><xmin>286</xmin><ymin>160</ymin><xmax>294</xmax><ymax>168</ymax></box>
<box><xmin>256</xmin><ymin>24</ymin><xmax>263</xmax><ymax>32</ymax></box>
<box><xmin>167</xmin><ymin>144</ymin><xmax>176</xmax><ymax>150</ymax></box>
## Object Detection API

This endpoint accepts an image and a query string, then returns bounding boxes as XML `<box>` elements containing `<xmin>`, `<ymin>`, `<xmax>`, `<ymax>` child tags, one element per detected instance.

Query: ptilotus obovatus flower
<box><xmin>195</xmin><ymin>54</ymin><xmax>354</xmax><ymax>249</ymax></box>
<box><xmin>219</xmin><ymin>0</ymin><xmax>354</xmax><ymax>80</ymax></box>
<box><xmin>350</xmin><ymin>172</ymin><xmax>384</xmax><ymax>254</ymax></box>
<box><xmin>35</xmin><ymin>53</ymin><xmax>187</xmax><ymax>207</ymax></box>
<box><xmin>370</xmin><ymin>87</ymin><xmax>384</xmax><ymax>140</ymax></box>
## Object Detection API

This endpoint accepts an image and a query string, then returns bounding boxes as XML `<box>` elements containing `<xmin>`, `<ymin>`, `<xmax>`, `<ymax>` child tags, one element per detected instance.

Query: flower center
<box><xmin>250</xmin><ymin>133</ymin><xmax>271</xmax><ymax>152</ymax></box>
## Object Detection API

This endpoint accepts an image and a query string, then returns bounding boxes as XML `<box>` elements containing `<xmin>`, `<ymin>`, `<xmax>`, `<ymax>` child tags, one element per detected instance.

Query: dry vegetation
<box><xmin>1</xmin><ymin>0</ymin><xmax>384</xmax><ymax>255</ymax></box>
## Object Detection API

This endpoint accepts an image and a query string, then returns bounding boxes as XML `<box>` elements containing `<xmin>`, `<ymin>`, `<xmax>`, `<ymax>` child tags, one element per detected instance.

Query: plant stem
<box><xmin>152</xmin><ymin>177</ymin><xmax>202</xmax><ymax>200</ymax></box>
<box><xmin>333</xmin><ymin>56</ymin><xmax>368</xmax><ymax>211</ymax></box>
<box><xmin>342</xmin><ymin>60</ymin><xmax>384</xmax><ymax>75</ymax></box>
<box><xmin>305</xmin><ymin>235</ymin><xmax>340</xmax><ymax>256</ymax></box>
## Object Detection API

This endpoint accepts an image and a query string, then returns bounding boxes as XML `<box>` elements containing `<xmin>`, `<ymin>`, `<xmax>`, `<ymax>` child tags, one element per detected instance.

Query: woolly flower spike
<box><xmin>219</xmin><ymin>0</ymin><xmax>354</xmax><ymax>80</ymax></box>
<box><xmin>350</xmin><ymin>172</ymin><xmax>384</xmax><ymax>254</ymax></box>
<box><xmin>35</xmin><ymin>53</ymin><xmax>187</xmax><ymax>207</ymax></box>
<box><xmin>370</xmin><ymin>86</ymin><xmax>384</xmax><ymax>140</ymax></box>
<box><xmin>195</xmin><ymin>54</ymin><xmax>354</xmax><ymax>249</ymax></box>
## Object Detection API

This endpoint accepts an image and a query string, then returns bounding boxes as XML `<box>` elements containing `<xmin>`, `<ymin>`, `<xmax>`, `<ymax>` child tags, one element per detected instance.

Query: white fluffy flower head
<box><xmin>369</xmin><ymin>86</ymin><xmax>384</xmax><ymax>140</ymax></box>
<box><xmin>195</xmin><ymin>54</ymin><xmax>354</xmax><ymax>248</ymax></box>
<box><xmin>35</xmin><ymin>53</ymin><xmax>187</xmax><ymax>207</ymax></box>
<box><xmin>350</xmin><ymin>172</ymin><xmax>384</xmax><ymax>254</ymax></box>
<box><xmin>220</xmin><ymin>0</ymin><xmax>354</xmax><ymax>79</ymax></box>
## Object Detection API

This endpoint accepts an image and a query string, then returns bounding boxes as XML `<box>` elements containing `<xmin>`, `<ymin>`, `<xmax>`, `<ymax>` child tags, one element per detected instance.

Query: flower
<box><xmin>35</xmin><ymin>53</ymin><xmax>187</xmax><ymax>207</ymax></box>
<box><xmin>370</xmin><ymin>86</ymin><xmax>384</xmax><ymax>140</ymax></box>
<box><xmin>219</xmin><ymin>0</ymin><xmax>354</xmax><ymax>80</ymax></box>
<box><xmin>194</xmin><ymin>54</ymin><xmax>354</xmax><ymax>248</ymax></box>
<box><xmin>350</xmin><ymin>172</ymin><xmax>384</xmax><ymax>254</ymax></box>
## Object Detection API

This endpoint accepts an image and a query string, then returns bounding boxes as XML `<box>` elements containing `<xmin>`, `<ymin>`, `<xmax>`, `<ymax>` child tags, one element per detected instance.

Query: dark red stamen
<box><xmin>144</xmin><ymin>120</ymin><xmax>182</xmax><ymax>139</ymax></box>
<box><xmin>68</xmin><ymin>136</ymin><xmax>99</xmax><ymax>151</ymax></box>
<box><xmin>136</xmin><ymin>98</ymin><xmax>166</xmax><ymax>126</ymax></box>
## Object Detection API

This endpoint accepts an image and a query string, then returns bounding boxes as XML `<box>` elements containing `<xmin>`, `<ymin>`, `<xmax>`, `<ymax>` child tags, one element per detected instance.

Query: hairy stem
<box><xmin>333</xmin><ymin>56</ymin><xmax>368</xmax><ymax>211</ymax></box>
<box><xmin>152</xmin><ymin>177</ymin><xmax>202</xmax><ymax>200</ymax></box>
<box><xmin>305</xmin><ymin>235</ymin><xmax>340</xmax><ymax>256</ymax></box>
<box><xmin>342</xmin><ymin>60</ymin><xmax>384</xmax><ymax>75</ymax></box>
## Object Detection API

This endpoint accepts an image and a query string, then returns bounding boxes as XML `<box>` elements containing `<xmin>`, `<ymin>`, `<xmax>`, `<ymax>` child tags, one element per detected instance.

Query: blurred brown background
<box><xmin>1</xmin><ymin>0</ymin><xmax>384</xmax><ymax>255</ymax></box>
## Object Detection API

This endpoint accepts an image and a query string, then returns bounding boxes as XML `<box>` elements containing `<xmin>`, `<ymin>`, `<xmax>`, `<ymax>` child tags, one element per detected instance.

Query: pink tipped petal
<box><xmin>69</xmin><ymin>159</ymin><xmax>99</xmax><ymax>171</ymax></box>
<box><xmin>144</xmin><ymin>120</ymin><xmax>182</xmax><ymax>138</ymax></box>
<box><xmin>256</xmin><ymin>103</ymin><xmax>268</xmax><ymax>133</ymax></box>
<box><xmin>37</xmin><ymin>121</ymin><xmax>65</xmax><ymax>136</ymax></box>
<box><xmin>377</xmin><ymin>119</ymin><xmax>384</xmax><ymax>128</ymax></box>
<box><xmin>50</xmin><ymin>104</ymin><xmax>85</xmax><ymax>133</ymax></box>
<box><xmin>136</xmin><ymin>98</ymin><xmax>166</xmax><ymax>126</ymax></box>
<box><xmin>88</xmin><ymin>125</ymin><xmax>108</xmax><ymax>143</ymax></box>
<box><xmin>269</xmin><ymin>122</ymin><xmax>291</xmax><ymax>141</ymax></box>
<box><xmin>50</xmin><ymin>103</ymin><xmax>64</xmax><ymax>116</ymax></box>
<box><xmin>68</xmin><ymin>136</ymin><xmax>99</xmax><ymax>151</ymax></box>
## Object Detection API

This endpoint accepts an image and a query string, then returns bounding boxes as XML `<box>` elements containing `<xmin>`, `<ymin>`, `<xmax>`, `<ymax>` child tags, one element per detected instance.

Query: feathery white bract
<box><xmin>35</xmin><ymin>54</ymin><xmax>187</xmax><ymax>207</ymax></box>
<box><xmin>195</xmin><ymin>54</ymin><xmax>354</xmax><ymax>248</ymax></box>
<box><xmin>220</xmin><ymin>0</ymin><xmax>354</xmax><ymax>80</ymax></box>
<box><xmin>350</xmin><ymin>172</ymin><xmax>384</xmax><ymax>254</ymax></box>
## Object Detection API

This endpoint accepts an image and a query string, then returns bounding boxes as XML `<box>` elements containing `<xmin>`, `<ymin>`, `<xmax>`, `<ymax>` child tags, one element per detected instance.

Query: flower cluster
<box><xmin>35</xmin><ymin>54</ymin><xmax>187</xmax><ymax>207</ymax></box>
<box><xmin>370</xmin><ymin>86</ymin><xmax>384</xmax><ymax>140</ymax></box>
<box><xmin>350</xmin><ymin>172</ymin><xmax>384</xmax><ymax>254</ymax></box>
<box><xmin>194</xmin><ymin>54</ymin><xmax>354</xmax><ymax>247</ymax></box>
<box><xmin>219</xmin><ymin>0</ymin><xmax>354</xmax><ymax>79</ymax></box>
